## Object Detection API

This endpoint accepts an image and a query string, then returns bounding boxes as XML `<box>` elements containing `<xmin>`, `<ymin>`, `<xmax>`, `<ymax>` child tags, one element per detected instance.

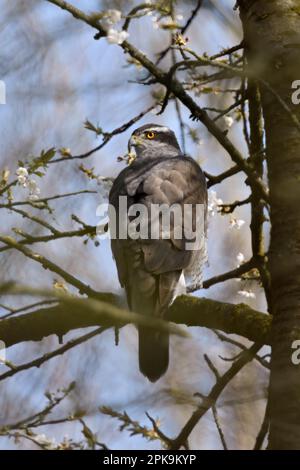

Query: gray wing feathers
<box><xmin>109</xmin><ymin>156</ymin><xmax>207</xmax><ymax>381</ymax></box>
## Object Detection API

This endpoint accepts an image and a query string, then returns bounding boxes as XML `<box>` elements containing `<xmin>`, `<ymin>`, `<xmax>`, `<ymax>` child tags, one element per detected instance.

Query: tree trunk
<box><xmin>239</xmin><ymin>0</ymin><xmax>300</xmax><ymax>449</ymax></box>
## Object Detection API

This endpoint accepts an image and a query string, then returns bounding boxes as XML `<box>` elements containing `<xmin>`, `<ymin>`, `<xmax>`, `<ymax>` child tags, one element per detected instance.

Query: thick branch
<box><xmin>0</xmin><ymin>293</ymin><xmax>271</xmax><ymax>348</ymax></box>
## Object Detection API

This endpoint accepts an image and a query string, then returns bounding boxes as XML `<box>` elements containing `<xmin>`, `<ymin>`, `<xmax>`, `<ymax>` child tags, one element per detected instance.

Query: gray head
<box><xmin>128</xmin><ymin>123</ymin><xmax>182</xmax><ymax>160</ymax></box>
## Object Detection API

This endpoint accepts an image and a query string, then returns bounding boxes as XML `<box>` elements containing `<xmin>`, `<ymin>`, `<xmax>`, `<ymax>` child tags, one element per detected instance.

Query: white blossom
<box><xmin>28</xmin><ymin>179</ymin><xmax>40</xmax><ymax>193</ymax></box>
<box><xmin>224</xmin><ymin>116</ymin><xmax>234</xmax><ymax>128</ymax></box>
<box><xmin>16</xmin><ymin>167</ymin><xmax>29</xmax><ymax>186</ymax></box>
<box><xmin>238</xmin><ymin>289</ymin><xmax>256</xmax><ymax>299</ymax></box>
<box><xmin>17</xmin><ymin>175</ymin><xmax>27</xmax><ymax>186</ymax></box>
<box><xmin>229</xmin><ymin>217</ymin><xmax>245</xmax><ymax>230</ymax></box>
<box><xmin>208</xmin><ymin>190</ymin><xmax>223</xmax><ymax>216</ymax></box>
<box><xmin>105</xmin><ymin>9</ymin><xmax>122</xmax><ymax>25</ymax></box>
<box><xmin>236</xmin><ymin>252</ymin><xmax>245</xmax><ymax>266</ymax></box>
<box><xmin>35</xmin><ymin>433</ymin><xmax>57</xmax><ymax>449</ymax></box>
<box><xmin>16</xmin><ymin>167</ymin><xmax>28</xmax><ymax>177</ymax></box>
<box><xmin>58</xmin><ymin>435</ymin><xmax>74</xmax><ymax>450</ymax></box>
<box><xmin>107</xmin><ymin>28</ymin><xmax>129</xmax><ymax>45</ymax></box>
<box><xmin>106</xmin><ymin>9</ymin><xmax>122</xmax><ymax>24</ymax></box>
<box><xmin>176</xmin><ymin>14</ymin><xmax>184</xmax><ymax>20</ymax></box>
<box><xmin>28</xmin><ymin>179</ymin><xmax>41</xmax><ymax>200</ymax></box>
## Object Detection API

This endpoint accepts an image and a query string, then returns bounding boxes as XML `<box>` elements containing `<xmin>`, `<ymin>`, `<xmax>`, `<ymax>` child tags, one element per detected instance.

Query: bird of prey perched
<box><xmin>109</xmin><ymin>124</ymin><xmax>207</xmax><ymax>382</ymax></box>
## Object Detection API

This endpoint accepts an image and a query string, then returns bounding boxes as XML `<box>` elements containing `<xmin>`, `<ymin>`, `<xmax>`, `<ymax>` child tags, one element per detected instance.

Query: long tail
<box><xmin>131</xmin><ymin>270</ymin><xmax>183</xmax><ymax>382</ymax></box>
<box><xmin>138</xmin><ymin>326</ymin><xmax>169</xmax><ymax>382</ymax></box>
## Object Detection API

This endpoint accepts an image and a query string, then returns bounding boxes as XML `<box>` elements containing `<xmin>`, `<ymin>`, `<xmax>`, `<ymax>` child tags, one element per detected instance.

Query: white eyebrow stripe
<box><xmin>144</xmin><ymin>126</ymin><xmax>170</xmax><ymax>133</ymax></box>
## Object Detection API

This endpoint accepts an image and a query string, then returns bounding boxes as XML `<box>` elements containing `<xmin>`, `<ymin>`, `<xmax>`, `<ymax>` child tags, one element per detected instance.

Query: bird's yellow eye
<box><xmin>146</xmin><ymin>131</ymin><xmax>155</xmax><ymax>139</ymax></box>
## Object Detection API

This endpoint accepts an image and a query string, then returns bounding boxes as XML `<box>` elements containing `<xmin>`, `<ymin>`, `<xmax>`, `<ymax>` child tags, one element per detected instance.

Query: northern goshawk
<box><xmin>109</xmin><ymin>124</ymin><xmax>207</xmax><ymax>381</ymax></box>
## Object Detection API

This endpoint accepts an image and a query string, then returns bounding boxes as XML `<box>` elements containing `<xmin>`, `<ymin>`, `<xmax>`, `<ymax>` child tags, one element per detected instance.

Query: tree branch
<box><xmin>0</xmin><ymin>290</ymin><xmax>271</xmax><ymax>349</ymax></box>
<box><xmin>45</xmin><ymin>0</ymin><xmax>269</xmax><ymax>201</ymax></box>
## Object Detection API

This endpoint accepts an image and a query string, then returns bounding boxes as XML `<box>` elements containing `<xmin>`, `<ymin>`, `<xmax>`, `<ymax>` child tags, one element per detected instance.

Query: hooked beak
<box><xmin>127</xmin><ymin>136</ymin><xmax>138</xmax><ymax>165</ymax></box>
<box><xmin>128</xmin><ymin>134</ymin><xmax>144</xmax><ymax>152</ymax></box>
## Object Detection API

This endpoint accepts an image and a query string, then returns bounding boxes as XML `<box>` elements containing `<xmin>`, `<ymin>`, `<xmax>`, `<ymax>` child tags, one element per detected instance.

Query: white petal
<box><xmin>16</xmin><ymin>167</ymin><xmax>28</xmax><ymax>177</ymax></box>
<box><xmin>106</xmin><ymin>9</ymin><xmax>122</xmax><ymax>24</ymax></box>
<box><xmin>107</xmin><ymin>28</ymin><xmax>129</xmax><ymax>45</ymax></box>
<box><xmin>224</xmin><ymin>116</ymin><xmax>234</xmax><ymax>128</ymax></box>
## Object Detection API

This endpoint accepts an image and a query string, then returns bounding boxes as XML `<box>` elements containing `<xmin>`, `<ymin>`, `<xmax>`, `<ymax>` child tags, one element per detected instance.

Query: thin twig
<box><xmin>0</xmin><ymin>190</ymin><xmax>96</xmax><ymax>209</ymax></box>
<box><xmin>205</xmin><ymin>165</ymin><xmax>241</xmax><ymax>188</ymax></box>
<box><xmin>212</xmin><ymin>405</ymin><xmax>228</xmax><ymax>450</ymax></box>
<box><xmin>213</xmin><ymin>330</ymin><xmax>270</xmax><ymax>370</ymax></box>
<box><xmin>0</xmin><ymin>225</ymin><xmax>96</xmax><ymax>253</ymax></box>
<box><xmin>188</xmin><ymin>258</ymin><xmax>255</xmax><ymax>292</ymax></box>
<box><xmin>210</xmin><ymin>42</ymin><xmax>244</xmax><ymax>60</ymax></box>
<box><xmin>0</xmin><ymin>235</ymin><xmax>101</xmax><ymax>297</ymax></box>
<box><xmin>0</xmin><ymin>327</ymin><xmax>106</xmax><ymax>382</ymax></box>
<box><xmin>169</xmin><ymin>343</ymin><xmax>262</xmax><ymax>449</ymax></box>
<box><xmin>155</xmin><ymin>0</ymin><xmax>204</xmax><ymax>66</ymax></box>
<box><xmin>49</xmin><ymin>105</ymin><xmax>155</xmax><ymax>164</ymax></box>
<box><xmin>1</xmin><ymin>300</ymin><xmax>57</xmax><ymax>320</ymax></box>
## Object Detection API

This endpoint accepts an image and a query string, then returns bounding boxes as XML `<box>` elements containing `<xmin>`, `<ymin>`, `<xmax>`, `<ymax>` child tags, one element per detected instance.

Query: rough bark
<box><xmin>239</xmin><ymin>0</ymin><xmax>300</xmax><ymax>449</ymax></box>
